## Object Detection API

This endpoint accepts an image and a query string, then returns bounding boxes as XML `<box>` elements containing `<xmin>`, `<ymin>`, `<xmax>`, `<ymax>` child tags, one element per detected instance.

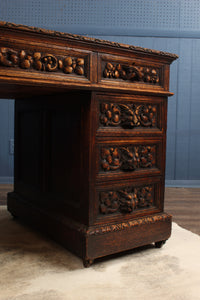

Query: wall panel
<box><xmin>188</xmin><ymin>39</ymin><xmax>200</xmax><ymax>179</ymax></box>
<box><xmin>175</xmin><ymin>39</ymin><xmax>193</xmax><ymax>180</ymax></box>
<box><xmin>0</xmin><ymin>100</ymin><xmax>14</xmax><ymax>183</ymax></box>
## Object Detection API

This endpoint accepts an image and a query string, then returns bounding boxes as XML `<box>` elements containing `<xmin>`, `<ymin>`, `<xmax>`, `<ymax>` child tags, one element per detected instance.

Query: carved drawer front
<box><xmin>98</xmin><ymin>54</ymin><xmax>166</xmax><ymax>91</ymax></box>
<box><xmin>96</xmin><ymin>94</ymin><xmax>165</xmax><ymax>136</ymax></box>
<box><xmin>0</xmin><ymin>46</ymin><xmax>91</xmax><ymax>83</ymax></box>
<box><xmin>96</xmin><ymin>138</ymin><xmax>163</xmax><ymax>181</ymax></box>
<box><xmin>94</xmin><ymin>178</ymin><xmax>163</xmax><ymax>223</ymax></box>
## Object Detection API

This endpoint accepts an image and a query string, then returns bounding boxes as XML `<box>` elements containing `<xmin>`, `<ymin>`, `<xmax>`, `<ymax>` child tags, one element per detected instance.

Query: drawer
<box><xmin>95</xmin><ymin>93</ymin><xmax>166</xmax><ymax>136</ymax></box>
<box><xmin>95</xmin><ymin>138</ymin><xmax>163</xmax><ymax>182</ymax></box>
<box><xmin>93</xmin><ymin>177</ymin><xmax>163</xmax><ymax>224</ymax></box>
<box><xmin>0</xmin><ymin>45</ymin><xmax>91</xmax><ymax>83</ymax></box>
<box><xmin>98</xmin><ymin>53</ymin><xmax>167</xmax><ymax>91</ymax></box>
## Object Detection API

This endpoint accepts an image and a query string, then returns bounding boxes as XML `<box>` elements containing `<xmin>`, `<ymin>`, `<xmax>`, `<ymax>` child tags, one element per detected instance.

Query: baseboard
<box><xmin>0</xmin><ymin>177</ymin><xmax>14</xmax><ymax>184</ymax></box>
<box><xmin>165</xmin><ymin>180</ymin><xmax>200</xmax><ymax>188</ymax></box>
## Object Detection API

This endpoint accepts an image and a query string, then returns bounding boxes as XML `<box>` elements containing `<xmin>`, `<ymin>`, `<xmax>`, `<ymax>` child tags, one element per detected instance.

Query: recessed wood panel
<box><xmin>48</xmin><ymin>105</ymin><xmax>82</xmax><ymax>207</ymax></box>
<box><xmin>18</xmin><ymin>110</ymin><xmax>42</xmax><ymax>187</ymax></box>
<box><xmin>14</xmin><ymin>102</ymin><xmax>43</xmax><ymax>203</ymax></box>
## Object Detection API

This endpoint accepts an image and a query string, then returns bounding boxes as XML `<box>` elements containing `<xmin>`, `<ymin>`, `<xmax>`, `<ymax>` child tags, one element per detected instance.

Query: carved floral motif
<box><xmin>101</xmin><ymin>145</ymin><xmax>156</xmax><ymax>172</ymax></box>
<box><xmin>0</xmin><ymin>47</ymin><xmax>85</xmax><ymax>75</ymax></box>
<box><xmin>103</xmin><ymin>62</ymin><xmax>160</xmax><ymax>84</ymax></box>
<box><xmin>100</xmin><ymin>103</ymin><xmax>157</xmax><ymax>128</ymax></box>
<box><xmin>99</xmin><ymin>185</ymin><xmax>154</xmax><ymax>214</ymax></box>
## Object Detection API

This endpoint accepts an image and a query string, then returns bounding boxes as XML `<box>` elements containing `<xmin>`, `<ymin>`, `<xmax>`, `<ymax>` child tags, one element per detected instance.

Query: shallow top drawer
<box><xmin>97</xmin><ymin>53</ymin><xmax>170</xmax><ymax>93</ymax></box>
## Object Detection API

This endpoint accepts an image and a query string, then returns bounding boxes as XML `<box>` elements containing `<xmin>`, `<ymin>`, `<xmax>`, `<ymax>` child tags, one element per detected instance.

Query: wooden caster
<box><xmin>83</xmin><ymin>259</ymin><xmax>94</xmax><ymax>268</ymax></box>
<box><xmin>10</xmin><ymin>212</ymin><xmax>18</xmax><ymax>219</ymax></box>
<box><xmin>155</xmin><ymin>240</ymin><xmax>166</xmax><ymax>248</ymax></box>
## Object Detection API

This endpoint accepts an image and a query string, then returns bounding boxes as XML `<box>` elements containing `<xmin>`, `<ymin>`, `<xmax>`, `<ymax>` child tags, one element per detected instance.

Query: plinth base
<box><xmin>8</xmin><ymin>192</ymin><xmax>172</xmax><ymax>267</ymax></box>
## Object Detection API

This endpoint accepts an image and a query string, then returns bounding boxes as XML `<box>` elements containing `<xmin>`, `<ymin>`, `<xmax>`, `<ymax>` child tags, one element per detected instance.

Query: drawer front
<box><xmin>90</xmin><ymin>92</ymin><xmax>167</xmax><ymax>225</ymax></box>
<box><xmin>98</xmin><ymin>54</ymin><xmax>166</xmax><ymax>91</ymax></box>
<box><xmin>0</xmin><ymin>45</ymin><xmax>91</xmax><ymax>83</ymax></box>
<box><xmin>93</xmin><ymin>177</ymin><xmax>163</xmax><ymax>224</ymax></box>
<box><xmin>96</xmin><ymin>94</ymin><xmax>166</xmax><ymax>136</ymax></box>
<box><xmin>96</xmin><ymin>138</ymin><xmax>163</xmax><ymax>181</ymax></box>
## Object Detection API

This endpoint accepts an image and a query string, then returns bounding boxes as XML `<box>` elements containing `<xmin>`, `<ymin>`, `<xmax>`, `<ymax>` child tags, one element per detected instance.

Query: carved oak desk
<box><xmin>0</xmin><ymin>22</ymin><xmax>178</xmax><ymax>267</ymax></box>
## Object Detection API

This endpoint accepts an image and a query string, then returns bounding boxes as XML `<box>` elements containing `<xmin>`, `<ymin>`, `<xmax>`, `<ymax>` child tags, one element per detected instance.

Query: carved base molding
<box><xmin>7</xmin><ymin>192</ymin><xmax>171</xmax><ymax>266</ymax></box>
<box><xmin>87</xmin><ymin>213</ymin><xmax>171</xmax><ymax>236</ymax></box>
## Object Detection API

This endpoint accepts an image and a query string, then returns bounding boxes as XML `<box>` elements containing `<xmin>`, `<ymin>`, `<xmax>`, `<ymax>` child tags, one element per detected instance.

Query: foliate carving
<box><xmin>103</xmin><ymin>62</ymin><xmax>160</xmax><ymax>84</ymax></box>
<box><xmin>100</xmin><ymin>103</ymin><xmax>157</xmax><ymax>128</ymax></box>
<box><xmin>100</xmin><ymin>103</ymin><xmax>121</xmax><ymax>126</ymax></box>
<box><xmin>0</xmin><ymin>47</ymin><xmax>85</xmax><ymax>75</ymax></box>
<box><xmin>99</xmin><ymin>185</ymin><xmax>154</xmax><ymax>214</ymax></box>
<box><xmin>101</xmin><ymin>145</ymin><xmax>156</xmax><ymax>172</ymax></box>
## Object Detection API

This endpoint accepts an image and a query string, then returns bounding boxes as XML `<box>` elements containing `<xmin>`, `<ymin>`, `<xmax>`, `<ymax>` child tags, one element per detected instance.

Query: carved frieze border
<box><xmin>0</xmin><ymin>47</ymin><xmax>86</xmax><ymax>76</ymax></box>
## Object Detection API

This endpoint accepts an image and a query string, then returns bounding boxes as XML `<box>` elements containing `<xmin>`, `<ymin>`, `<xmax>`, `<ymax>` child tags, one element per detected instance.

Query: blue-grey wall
<box><xmin>0</xmin><ymin>0</ymin><xmax>200</xmax><ymax>186</ymax></box>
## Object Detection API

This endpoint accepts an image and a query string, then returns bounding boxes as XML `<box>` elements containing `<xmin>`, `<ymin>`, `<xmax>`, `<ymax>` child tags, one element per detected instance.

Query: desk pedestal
<box><xmin>8</xmin><ymin>91</ymin><xmax>171</xmax><ymax>267</ymax></box>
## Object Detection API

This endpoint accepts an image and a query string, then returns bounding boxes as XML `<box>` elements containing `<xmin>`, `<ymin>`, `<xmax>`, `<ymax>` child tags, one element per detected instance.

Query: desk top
<box><xmin>0</xmin><ymin>21</ymin><xmax>178</xmax><ymax>99</ymax></box>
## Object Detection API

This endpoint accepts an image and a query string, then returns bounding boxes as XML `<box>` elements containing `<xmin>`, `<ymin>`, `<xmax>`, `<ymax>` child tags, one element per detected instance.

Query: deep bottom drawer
<box><xmin>93</xmin><ymin>176</ymin><xmax>164</xmax><ymax>225</ymax></box>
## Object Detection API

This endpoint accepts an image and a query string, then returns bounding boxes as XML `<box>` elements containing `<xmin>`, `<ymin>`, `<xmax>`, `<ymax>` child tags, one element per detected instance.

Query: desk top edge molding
<box><xmin>0</xmin><ymin>21</ymin><xmax>178</xmax><ymax>60</ymax></box>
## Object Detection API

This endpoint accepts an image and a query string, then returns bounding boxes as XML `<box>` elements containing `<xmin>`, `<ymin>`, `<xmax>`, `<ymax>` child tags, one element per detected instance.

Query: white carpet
<box><xmin>0</xmin><ymin>206</ymin><xmax>200</xmax><ymax>300</ymax></box>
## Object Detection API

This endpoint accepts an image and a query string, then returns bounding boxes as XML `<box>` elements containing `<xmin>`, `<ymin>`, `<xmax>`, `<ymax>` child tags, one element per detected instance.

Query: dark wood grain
<box><xmin>2</xmin><ymin>186</ymin><xmax>199</xmax><ymax>235</ymax></box>
<box><xmin>0</xmin><ymin>22</ymin><xmax>178</xmax><ymax>267</ymax></box>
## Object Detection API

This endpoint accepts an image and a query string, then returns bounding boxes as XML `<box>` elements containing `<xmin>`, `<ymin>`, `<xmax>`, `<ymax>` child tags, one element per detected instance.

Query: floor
<box><xmin>165</xmin><ymin>187</ymin><xmax>200</xmax><ymax>235</ymax></box>
<box><xmin>0</xmin><ymin>184</ymin><xmax>12</xmax><ymax>205</ymax></box>
<box><xmin>1</xmin><ymin>209</ymin><xmax>199</xmax><ymax>300</ymax></box>
<box><xmin>0</xmin><ymin>184</ymin><xmax>200</xmax><ymax>235</ymax></box>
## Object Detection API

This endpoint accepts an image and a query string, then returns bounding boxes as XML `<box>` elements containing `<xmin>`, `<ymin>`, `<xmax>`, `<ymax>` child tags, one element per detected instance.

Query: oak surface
<box><xmin>1</xmin><ymin>185</ymin><xmax>199</xmax><ymax>235</ymax></box>
<box><xmin>0</xmin><ymin>22</ymin><xmax>177</xmax><ymax>266</ymax></box>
